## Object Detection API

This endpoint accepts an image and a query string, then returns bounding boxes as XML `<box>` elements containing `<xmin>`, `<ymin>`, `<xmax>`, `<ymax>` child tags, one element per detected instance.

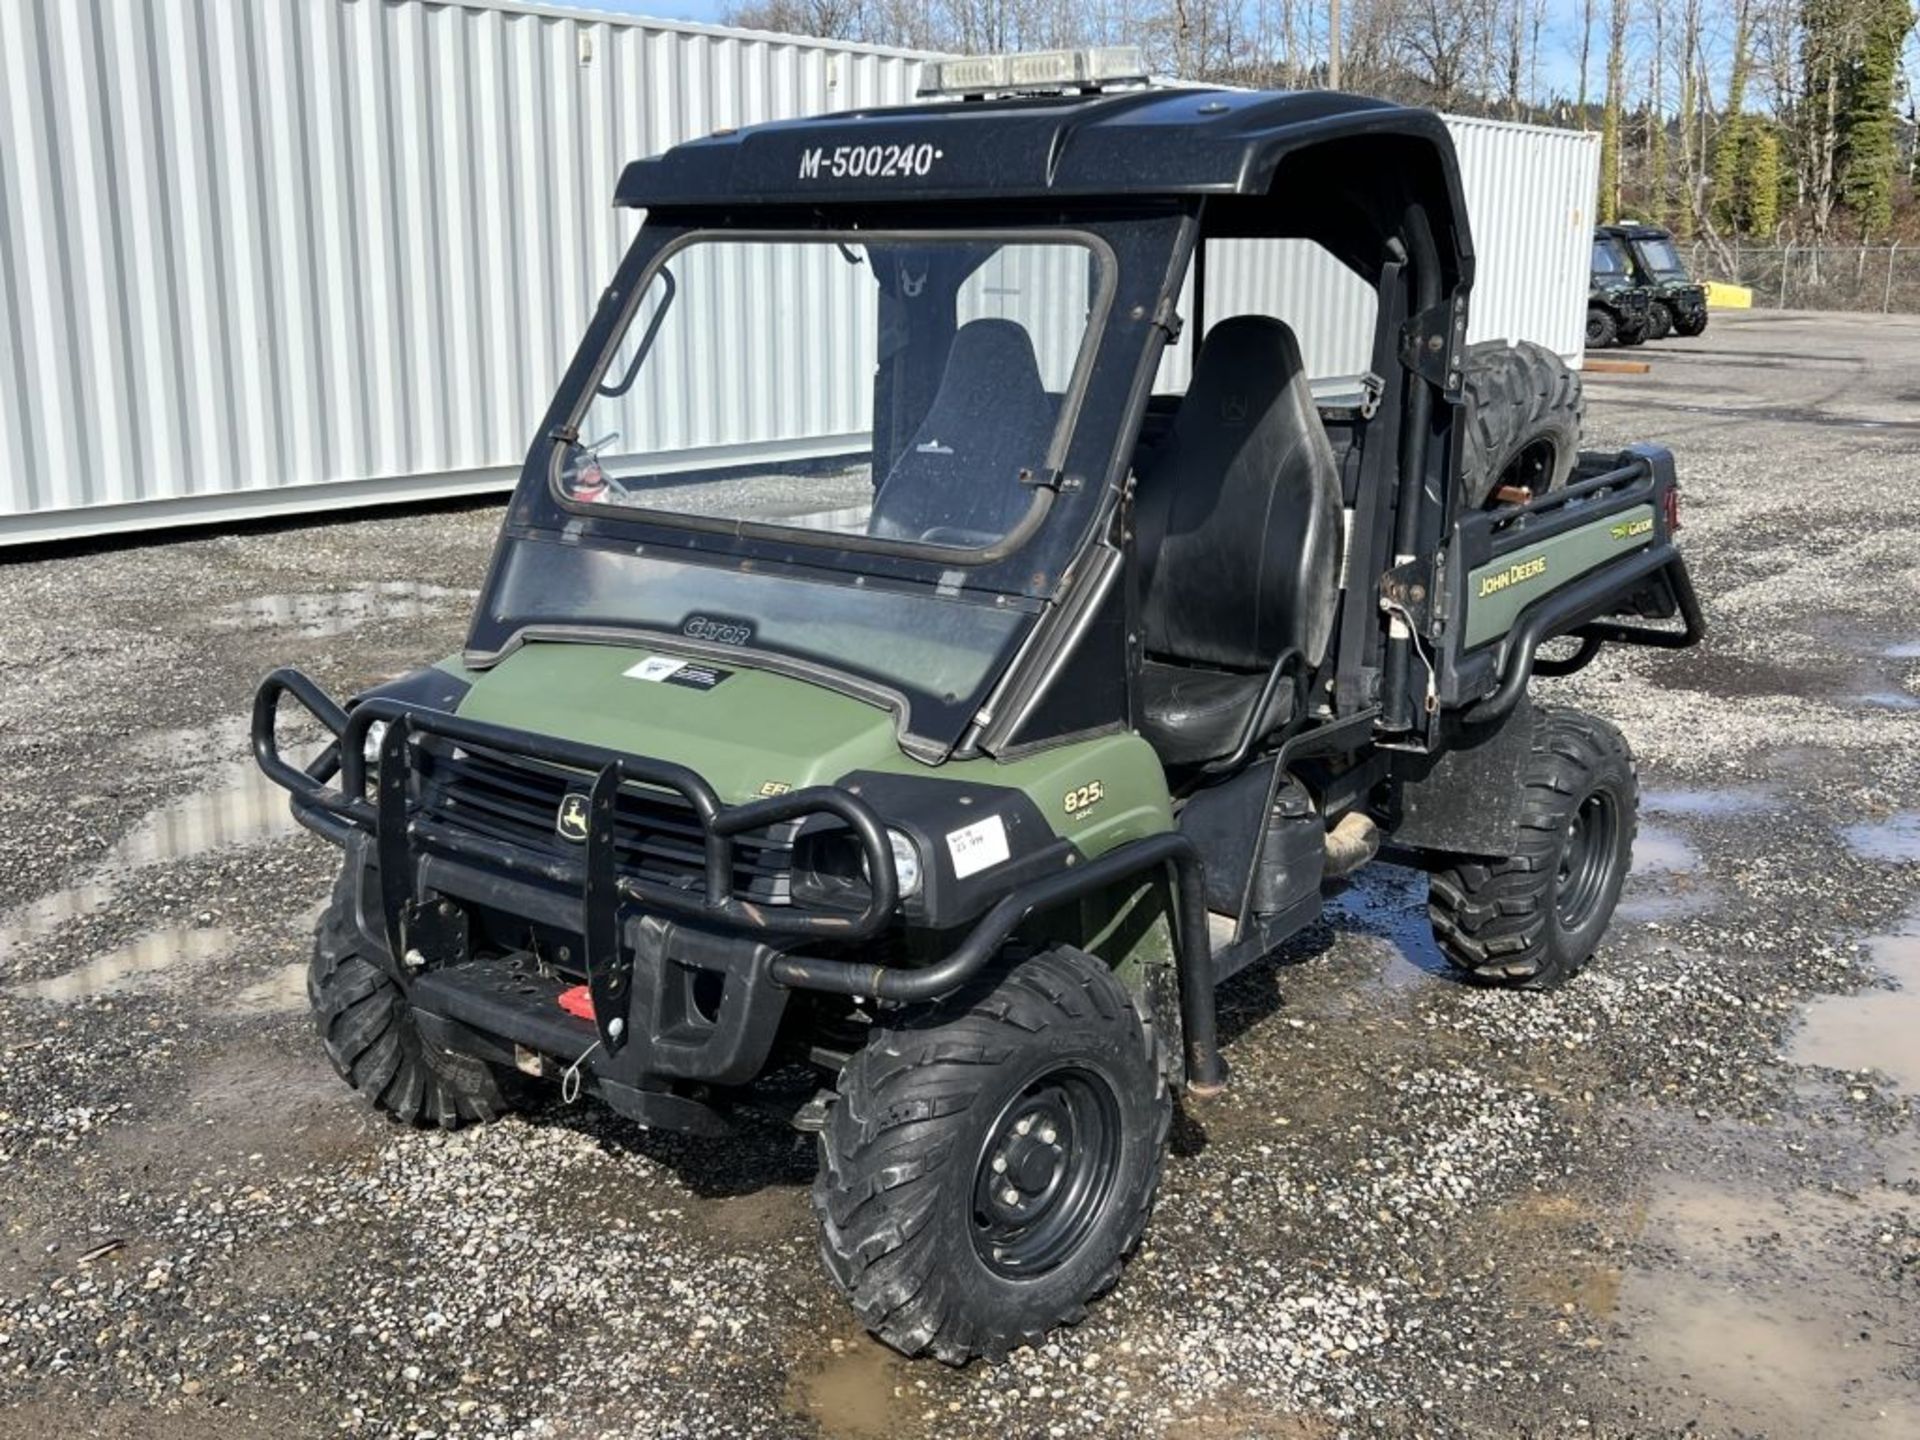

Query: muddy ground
<box><xmin>1</xmin><ymin>309</ymin><xmax>1917</xmax><ymax>1438</ymax></box>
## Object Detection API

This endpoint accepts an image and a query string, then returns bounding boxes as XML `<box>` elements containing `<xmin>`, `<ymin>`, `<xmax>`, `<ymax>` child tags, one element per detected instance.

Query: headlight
<box><xmin>884</xmin><ymin>829</ymin><xmax>923</xmax><ymax>899</ymax></box>
<box><xmin>362</xmin><ymin>719</ymin><xmax>389</xmax><ymax>764</ymax></box>
<box><xmin>792</xmin><ymin>825</ymin><xmax>923</xmax><ymax>908</ymax></box>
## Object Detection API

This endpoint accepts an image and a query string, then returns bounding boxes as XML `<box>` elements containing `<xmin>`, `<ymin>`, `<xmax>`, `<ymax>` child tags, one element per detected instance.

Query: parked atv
<box><xmin>1598</xmin><ymin>222</ymin><xmax>1709</xmax><ymax>339</ymax></box>
<box><xmin>256</xmin><ymin>54</ymin><xmax>1703</xmax><ymax>1366</ymax></box>
<box><xmin>1589</xmin><ymin>232</ymin><xmax>1653</xmax><ymax>348</ymax></box>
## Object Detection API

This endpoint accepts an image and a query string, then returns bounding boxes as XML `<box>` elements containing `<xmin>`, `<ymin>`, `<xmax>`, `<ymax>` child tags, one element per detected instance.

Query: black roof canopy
<box><xmin>615</xmin><ymin>86</ymin><xmax>1464</xmax><ymax>213</ymax></box>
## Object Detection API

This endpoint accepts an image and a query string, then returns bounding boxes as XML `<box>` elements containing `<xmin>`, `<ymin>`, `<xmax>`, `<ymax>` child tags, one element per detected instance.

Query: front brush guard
<box><xmin>254</xmin><ymin>667</ymin><xmax>1230</xmax><ymax>1090</ymax></box>
<box><xmin>252</xmin><ymin>667</ymin><xmax>896</xmax><ymax>1059</ymax></box>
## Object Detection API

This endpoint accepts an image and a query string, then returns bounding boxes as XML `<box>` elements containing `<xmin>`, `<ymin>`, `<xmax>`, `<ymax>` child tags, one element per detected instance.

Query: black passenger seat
<box><xmin>1131</xmin><ymin>316</ymin><xmax>1344</xmax><ymax>765</ymax></box>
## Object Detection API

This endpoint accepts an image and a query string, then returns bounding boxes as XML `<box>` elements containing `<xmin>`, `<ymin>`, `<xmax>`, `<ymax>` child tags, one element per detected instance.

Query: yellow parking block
<box><xmin>1702</xmin><ymin>280</ymin><xmax>1752</xmax><ymax>309</ymax></box>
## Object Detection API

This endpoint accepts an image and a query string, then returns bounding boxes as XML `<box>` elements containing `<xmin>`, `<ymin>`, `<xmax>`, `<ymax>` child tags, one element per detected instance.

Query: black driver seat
<box><xmin>868</xmin><ymin>319</ymin><xmax>1056</xmax><ymax>547</ymax></box>
<box><xmin>1132</xmin><ymin>316</ymin><xmax>1344</xmax><ymax>765</ymax></box>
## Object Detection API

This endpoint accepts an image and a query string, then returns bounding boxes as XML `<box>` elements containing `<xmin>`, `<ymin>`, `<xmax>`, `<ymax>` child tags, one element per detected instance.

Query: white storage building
<box><xmin>0</xmin><ymin>0</ymin><xmax>1599</xmax><ymax>546</ymax></box>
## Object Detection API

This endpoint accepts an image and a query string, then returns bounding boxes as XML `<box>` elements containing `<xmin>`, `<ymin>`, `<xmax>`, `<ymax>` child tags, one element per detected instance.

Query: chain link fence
<box><xmin>1682</xmin><ymin>242</ymin><xmax>1920</xmax><ymax>313</ymax></box>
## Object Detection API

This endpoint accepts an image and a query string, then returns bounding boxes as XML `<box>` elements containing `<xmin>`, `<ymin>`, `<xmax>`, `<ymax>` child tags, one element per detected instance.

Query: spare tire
<box><xmin>1459</xmin><ymin>340</ymin><xmax>1584</xmax><ymax>509</ymax></box>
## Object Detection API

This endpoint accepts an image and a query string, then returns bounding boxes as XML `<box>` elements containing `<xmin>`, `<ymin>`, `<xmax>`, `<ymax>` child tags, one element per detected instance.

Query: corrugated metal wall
<box><xmin>0</xmin><ymin>1</ymin><xmax>1597</xmax><ymax>545</ymax></box>
<box><xmin>1449</xmin><ymin>115</ymin><xmax>1598</xmax><ymax>356</ymax></box>
<box><xmin>0</xmin><ymin>0</ymin><xmax>928</xmax><ymax>543</ymax></box>
<box><xmin>1154</xmin><ymin>115</ymin><xmax>1598</xmax><ymax>395</ymax></box>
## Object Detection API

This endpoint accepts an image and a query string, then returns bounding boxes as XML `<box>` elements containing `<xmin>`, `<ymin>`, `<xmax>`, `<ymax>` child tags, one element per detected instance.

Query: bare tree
<box><xmin>1577</xmin><ymin>0</ymin><xmax>1594</xmax><ymax>125</ymax></box>
<box><xmin>1649</xmin><ymin>0</ymin><xmax>1668</xmax><ymax>225</ymax></box>
<box><xmin>1597</xmin><ymin>0</ymin><xmax>1627</xmax><ymax>220</ymax></box>
<box><xmin>1400</xmin><ymin>0</ymin><xmax>1482</xmax><ymax>106</ymax></box>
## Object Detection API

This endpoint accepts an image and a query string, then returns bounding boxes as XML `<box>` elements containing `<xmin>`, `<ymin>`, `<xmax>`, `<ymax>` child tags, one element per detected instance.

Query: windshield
<box><xmin>557</xmin><ymin>233</ymin><xmax>1107</xmax><ymax>555</ymax></box>
<box><xmin>1592</xmin><ymin>238</ymin><xmax>1628</xmax><ymax>276</ymax></box>
<box><xmin>484</xmin><ymin>539</ymin><xmax>1032</xmax><ymax>729</ymax></box>
<box><xmin>1633</xmin><ymin>235</ymin><xmax>1687</xmax><ymax>276</ymax></box>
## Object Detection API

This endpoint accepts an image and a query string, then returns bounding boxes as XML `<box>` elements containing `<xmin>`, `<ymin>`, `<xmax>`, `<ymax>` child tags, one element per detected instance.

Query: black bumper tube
<box><xmin>1464</xmin><ymin>548</ymin><xmax>1704</xmax><ymax>726</ymax></box>
<box><xmin>769</xmin><ymin>832</ymin><xmax>1227</xmax><ymax>1091</ymax></box>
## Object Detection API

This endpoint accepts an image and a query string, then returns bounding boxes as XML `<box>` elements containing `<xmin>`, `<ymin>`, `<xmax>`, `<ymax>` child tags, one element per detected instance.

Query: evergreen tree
<box><xmin>1598</xmin><ymin>0</ymin><xmax>1628</xmax><ymax>221</ymax></box>
<box><xmin>1648</xmin><ymin>0</ymin><xmax>1670</xmax><ymax>227</ymax></box>
<box><xmin>1746</xmin><ymin>125</ymin><xmax>1782</xmax><ymax>234</ymax></box>
<box><xmin>1838</xmin><ymin>0</ymin><xmax>1915</xmax><ymax>234</ymax></box>
<box><xmin>1711</xmin><ymin>2</ymin><xmax>1752</xmax><ymax>232</ymax></box>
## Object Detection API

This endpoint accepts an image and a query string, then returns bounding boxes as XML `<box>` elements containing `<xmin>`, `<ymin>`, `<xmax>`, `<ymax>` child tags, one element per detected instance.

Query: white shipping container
<box><xmin>0</xmin><ymin>0</ymin><xmax>1597</xmax><ymax>546</ymax></box>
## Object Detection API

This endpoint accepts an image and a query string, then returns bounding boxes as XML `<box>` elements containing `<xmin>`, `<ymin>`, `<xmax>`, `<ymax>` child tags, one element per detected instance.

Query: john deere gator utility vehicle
<box><xmin>1598</xmin><ymin>221</ymin><xmax>1709</xmax><ymax>339</ymax></box>
<box><xmin>1589</xmin><ymin>230</ymin><xmax>1653</xmax><ymax>348</ymax></box>
<box><xmin>255</xmin><ymin>48</ymin><xmax>1703</xmax><ymax>1364</ymax></box>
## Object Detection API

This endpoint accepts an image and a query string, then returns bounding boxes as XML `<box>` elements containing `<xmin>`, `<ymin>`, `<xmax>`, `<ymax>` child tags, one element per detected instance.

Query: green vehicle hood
<box><xmin>452</xmin><ymin>641</ymin><xmax>904</xmax><ymax>804</ymax></box>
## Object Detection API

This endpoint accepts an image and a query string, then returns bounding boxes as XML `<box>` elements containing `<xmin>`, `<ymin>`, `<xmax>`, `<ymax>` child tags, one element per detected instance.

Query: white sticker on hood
<box><xmin>624</xmin><ymin>656</ymin><xmax>686</xmax><ymax>683</ymax></box>
<box><xmin>946</xmin><ymin>814</ymin><xmax>1010</xmax><ymax>879</ymax></box>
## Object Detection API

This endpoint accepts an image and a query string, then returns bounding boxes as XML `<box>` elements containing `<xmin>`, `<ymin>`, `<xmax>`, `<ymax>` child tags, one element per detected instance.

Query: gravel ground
<box><xmin>1</xmin><ymin>309</ymin><xmax>1917</xmax><ymax>1438</ymax></box>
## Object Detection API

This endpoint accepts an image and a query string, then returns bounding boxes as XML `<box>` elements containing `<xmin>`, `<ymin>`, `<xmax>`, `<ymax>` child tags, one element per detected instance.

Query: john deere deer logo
<box><xmin>555</xmin><ymin>793</ymin><xmax>591</xmax><ymax>843</ymax></box>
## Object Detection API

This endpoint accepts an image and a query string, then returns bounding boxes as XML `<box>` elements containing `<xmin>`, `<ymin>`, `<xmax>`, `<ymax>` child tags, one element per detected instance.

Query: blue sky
<box><xmin>567</xmin><ymin>1</ymin><xmax>1763</xmax><ymax>105</ymax></box>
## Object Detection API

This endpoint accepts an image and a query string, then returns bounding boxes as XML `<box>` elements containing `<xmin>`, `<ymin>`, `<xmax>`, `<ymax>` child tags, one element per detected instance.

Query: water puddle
<box><xmin>1885</xmin><ymin>640</ymin><xmax>1920</xmax><ymax>660</ymax></box>
<box><xmin>1615</xmin><ymin>1173</ymin><xmax>1920</xmax><ymax>1439</ymax></box>
<box><xmin>226</xmin><ymin>962</ymin><xmax>308</xmax><ymax>1016</ymax></box>
<box><xmin>1616</xmin><ymin>883</ymin><xmax>1716</xmax><ymax>924</ymax></box>
<box><xmin>1789</xmin><ymin>918</ymin><xmax>1920</xmax><ymax>1094</ymax></box>
<box><xmin>782</xmin><ymin>1334</ymin><xmax>916</xmax><ymax>1440</ymax></box>
<box><xmin>1619</xmin><ymin>824</ymin><xmax>1713</xmax><ymax>923</ymax></box>
<box><xmin>1843</xmin><ymin>811</ymin><xmax>1920</xmax><ymax>863</ymax></box>
<box><xmin>1854</xmin><ymin>689</ymin><xmax>1920</xmax><ymax>711</ymax></box>
<box><xmin>1631</xmin><ymin>825</ymin><xmax>1700</xmax><ymax>874</ymax></box>
<box><xmin>1329</xmin><ymin>865</ymin><xmax>1449</xmax><ymax>989</ymax></box>
<box><xmin>209</xmin><ymin>581</ymin><xmax>473</xmax><ymax>639</ymax></box>
<box><xmin>0</xmin><ymin>882</ymin><xmax>117</xmax><ymax>965</ymax></box>
<box><xmin>113</xmin><ymin>760</ymin><xmax>304</xmax><ymax>867</ymax></box>
<box><xmin>0</xmin><ymin>726</ymin><xmax>317</xmax><ymax>970</ymax></box>
<box><xmin>15</xmin><ymin>926</ymin><xmax>233</xmax><ymax>1003</ymax></box>
<box><xmin>1642</xmin><ymin>786</ymin><xmax>1773</xmax><ymax>818</ymax></box>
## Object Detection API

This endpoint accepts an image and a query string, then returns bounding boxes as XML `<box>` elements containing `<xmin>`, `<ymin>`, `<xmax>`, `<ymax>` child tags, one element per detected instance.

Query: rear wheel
<box><xmin>308</xmin><ymin>865</ymin><xmax>523</xmax><ymax>1127</ymax></box>
<box><xmin>813</xmin><ymin>947</ymin><xmax>1169</xmax><ymax>1364</ymax></box>
<box><xmin>1459</xmin><ymin>340</ymin><xmax>1585</xmax><ymax>508</ymax></box>
<box><xmin>1585</xmin><ymin>305</ymin><xmax>1616</xmax><ymax>349</ymax></box>
<box><xmin>1646</xmin><ymin>301</ymin><xmax>1674</xmax><ymax>340</ymax></box>
<box><xmin>1428</xmin><ymin>708</ymin><xmax>1637</xmax><ymax>989</ymax></box>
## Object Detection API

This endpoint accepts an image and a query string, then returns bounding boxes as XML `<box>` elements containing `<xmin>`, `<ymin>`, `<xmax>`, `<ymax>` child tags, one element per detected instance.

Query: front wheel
<box><xmin>308</xmin><ymin>865</ymin><xmax>524</xmax><ymax>1127</ymax></box>
<box><xmin>1674</xmin><ymin>311</ymin><xmax>1708</xmax><ymax>337</ymax></box>
<box><xmin>1646</xmin><ymin>301</ymin><xmax>1674</xmax><ymax>340</ymax></box>
<box><xmin>1428</xmin><ymin>708</ymin><xmax>1638</xmax><ymax>989</ymax></box>
<box><xmin>813</xmin><ymin>947</ymin><xmax>1169</xmax><ymax>1364</ymax></box>
<box><xmin>1585</xmin><ymin>305</ymin><xmax>1616</xmax><ymax>349</ymax></box>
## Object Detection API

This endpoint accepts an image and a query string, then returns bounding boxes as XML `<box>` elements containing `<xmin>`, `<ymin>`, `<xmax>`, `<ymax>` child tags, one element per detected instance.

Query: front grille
<box><xmin>415</xmin><ymin>740</ymin><xmax>795</xmax><ymax>904</ymax></box>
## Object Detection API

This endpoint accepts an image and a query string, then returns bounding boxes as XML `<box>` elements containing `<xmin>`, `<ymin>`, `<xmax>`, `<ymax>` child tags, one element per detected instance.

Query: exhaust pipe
<box><xmin>1324</xmin><ymin>812</ymin><xmax>1379</xmax><ymax>878</ymax></box>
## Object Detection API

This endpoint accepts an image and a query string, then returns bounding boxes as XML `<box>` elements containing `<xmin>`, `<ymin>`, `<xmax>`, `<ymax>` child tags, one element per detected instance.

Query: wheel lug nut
<box><xmin>991</xmin><ymin>1154</ymin><xmax>1007</xmax><ymax>1173</ymax></box>
<box><xmin>1014</xmin><ymin>1116</ymin><xmax>1032</xmax><ymax>1136</ymax></box>
<box><xmin>1000</xmin><ymin>1186</ymin><xmax>1020</xmax><ymax>1206</ymax></box>
<box><xmin>1038</xmin><ymin>1125</ymin><xmax>1057</xmax><ymax>1145</ymax></box>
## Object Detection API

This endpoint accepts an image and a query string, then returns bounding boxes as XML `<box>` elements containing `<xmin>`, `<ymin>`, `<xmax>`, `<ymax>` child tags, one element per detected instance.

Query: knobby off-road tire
<box><xmin>813</xmin><ymin>947</ymin><xmax>1170</xmax><ymax>1364</ymax></box>
<box><xmin>308</xmin><ymin>864</ymin><xmax>522</xmax><ymax>1128</ymax></box>
<box><xmin>1673</xmin><ymin>310</ymin><xmax>1708</xmax><ymax>337</ymax></box>
<box><xmin>1428</xmin><ymin>708</ymin><xmax>1638</xmax><ymax>990</ymax></box>
<box><xmin>1585</xmin><ymin>305</ymin><xmax>1617</xmax><ymax>349</ymax></box>
<box><xmin>1459</xmin><ymin>340</ymin><xmax>1586</xmax><ymax>509</ymax></box>
<box><xmin>1646</xmin><ymin>300</ymin><xmax>1674</xmax><ymax>340</ymax></box>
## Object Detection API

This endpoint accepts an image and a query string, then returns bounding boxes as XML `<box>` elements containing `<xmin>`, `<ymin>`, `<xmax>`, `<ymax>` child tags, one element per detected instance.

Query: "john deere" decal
<box><xmin>1475</xmin><ymin>555</ymin><xmax>1548</xmax><ymax>599</ymax></box>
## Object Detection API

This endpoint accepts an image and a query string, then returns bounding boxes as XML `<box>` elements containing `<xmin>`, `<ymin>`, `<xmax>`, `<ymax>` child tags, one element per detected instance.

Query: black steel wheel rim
<box><xmin>1556</xmin><ymin>790</ymin><xmax>1618</xmax><ymax>930</ymax></box>
<box><xmin>970</xmin><ymin>1066</ymin><xmax>1123</xmax><ymax>1278</ymax></box>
